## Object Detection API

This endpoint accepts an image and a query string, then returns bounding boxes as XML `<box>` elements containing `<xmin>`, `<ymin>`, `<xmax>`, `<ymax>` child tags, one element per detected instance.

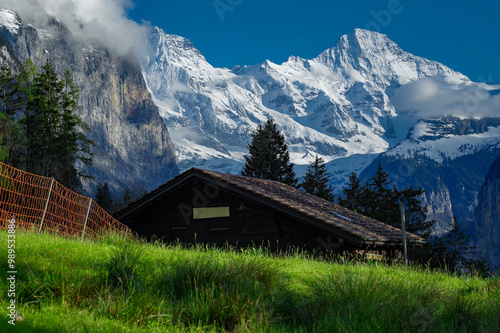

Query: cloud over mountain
<box><xmin>3</xmin><ymin>0</ymin><xmax>146</xmax><ymax>54</ymax></box>
<box><xmin>391</xmin><ymin>76</ymin><xmax>500</xmax><ymax>119</ymax></box>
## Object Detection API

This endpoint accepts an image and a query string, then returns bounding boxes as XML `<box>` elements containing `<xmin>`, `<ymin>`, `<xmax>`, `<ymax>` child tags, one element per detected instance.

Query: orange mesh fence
<box><xmin>0</xmin><ymin>161</ymin><xmax>131</xmax><ymax>240</ymax></box>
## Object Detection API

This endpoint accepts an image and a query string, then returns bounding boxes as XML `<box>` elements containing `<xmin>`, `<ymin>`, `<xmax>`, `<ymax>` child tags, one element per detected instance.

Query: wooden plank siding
<box><xmin>121</xmin><ymin>178</ymin><xmax>349</xmax><ymax>253</ymax></box>
<box><xmin>115</xmin><ymin>168</ymin><xmax>424</xmax><ymax>257</ymax></box>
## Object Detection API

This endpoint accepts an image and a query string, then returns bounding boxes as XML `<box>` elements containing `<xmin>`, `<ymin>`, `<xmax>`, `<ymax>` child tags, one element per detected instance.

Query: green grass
<box><xmin>0</xmin><ymin>230</ymin><xmax>499</xmax><ymax>332</ymax></box>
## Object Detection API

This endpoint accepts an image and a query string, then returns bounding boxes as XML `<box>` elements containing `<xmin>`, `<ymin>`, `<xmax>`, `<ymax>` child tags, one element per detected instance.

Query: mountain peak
<box><xmin>336</xmin><ymin>28</ymin><xmax>401</xmax><ymax>56</ymax></box>
<box><xmin>313</xmin><ymin>28</ymin><xmax>404</xmax><ymax>68</ymax></box>
<box><xmin>350</xmin><ymin>28</ymin><xmax>389</xmax><ymax>39</ymax></box>
<box><xmin>146</xmin><ymin>26</ymin><xmax>207</xmax><ymax>66</ymax></box>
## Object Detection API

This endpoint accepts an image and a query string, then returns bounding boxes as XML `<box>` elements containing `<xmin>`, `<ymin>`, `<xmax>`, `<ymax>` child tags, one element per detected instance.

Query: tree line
<box><xmin>0</xmin><ymin>59</ymin><xmax>93</xmax><ymax>191</ymax></box>
<box><xmin>0</xmin><ymin>59</ymin><xmax>139</xmax><ymax>212</ymax></box>
<box><xmin>242</xmin><ymin>119</ymin><xmax>489</xmax><ymax>274</ymax></box>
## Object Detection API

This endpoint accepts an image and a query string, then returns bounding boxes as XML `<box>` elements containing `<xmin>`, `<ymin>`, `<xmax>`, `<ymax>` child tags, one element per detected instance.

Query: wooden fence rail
<box><xmin>0</xmin><ymin>161</ymin><xmax>131</xmax><ymax>240</ymax></box>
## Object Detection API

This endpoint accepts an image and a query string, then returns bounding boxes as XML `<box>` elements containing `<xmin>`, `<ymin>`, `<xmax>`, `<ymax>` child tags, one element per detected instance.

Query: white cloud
<box><xmin>2</xmin><ymin>0</ymin><xmax>148</xmax><ymax>55</ymax></box>
<box><xmin>391</xmin><ymin>76</ymin><xmax>500</xmax><ymax>119</ymax></box>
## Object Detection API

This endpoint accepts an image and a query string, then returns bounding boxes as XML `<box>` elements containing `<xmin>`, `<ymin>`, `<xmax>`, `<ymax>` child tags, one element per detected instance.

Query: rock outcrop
<box><xmin>473</xmin><ymin>156</ymin><xmax>500</xmax><ymax>271</ymax></box>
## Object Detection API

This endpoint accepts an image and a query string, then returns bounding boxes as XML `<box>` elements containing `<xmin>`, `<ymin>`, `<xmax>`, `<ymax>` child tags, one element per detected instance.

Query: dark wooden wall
<box><xmin>124</xmin><ymin>179</ymin><xmax>355</xmax><ymax>253</ymax></box>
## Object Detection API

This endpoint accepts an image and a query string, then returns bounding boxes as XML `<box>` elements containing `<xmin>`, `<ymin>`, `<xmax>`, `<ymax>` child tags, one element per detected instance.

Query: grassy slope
<box><xmin>0</xmin><ymin>231</ymin><xmax>499</xmax><ymax>332</ymax></box>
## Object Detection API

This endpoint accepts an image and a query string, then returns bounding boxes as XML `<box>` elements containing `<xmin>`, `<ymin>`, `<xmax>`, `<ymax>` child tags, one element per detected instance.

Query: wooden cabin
<box><xmin>114</xmin><ymin>168</ymin><xmax>424</xmax><ymax>256</ymax></box>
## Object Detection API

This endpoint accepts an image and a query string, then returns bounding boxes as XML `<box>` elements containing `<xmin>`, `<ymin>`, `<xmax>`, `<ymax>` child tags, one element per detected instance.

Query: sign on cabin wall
<box><xmin>193</xmin><ymin>206</ymin><xmax>230</xmax><ymax>219</ymax></box>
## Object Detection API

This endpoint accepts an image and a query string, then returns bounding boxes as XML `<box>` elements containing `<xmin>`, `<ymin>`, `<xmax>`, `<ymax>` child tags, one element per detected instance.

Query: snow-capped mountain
<box><xmin>141</xmin><ymin>26</ymin><xmax>500</xmax><ymax>234</ymax></box>
<box><xmin>386</xmin><ymin>117</ymin><xmax>500</xmax><ymax>163</ymax></box>
<box><xmin>141</xmin><ymin>28</ymin><xmax>470</xmax><ymax>174</ymax></box>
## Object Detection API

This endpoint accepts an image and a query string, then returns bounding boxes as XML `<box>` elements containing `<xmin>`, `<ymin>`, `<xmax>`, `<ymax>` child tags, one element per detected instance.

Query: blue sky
<box><xmin>127</xmin><ymin>0</ymin><xmax>500</xmax><ymax>83</ymax></box>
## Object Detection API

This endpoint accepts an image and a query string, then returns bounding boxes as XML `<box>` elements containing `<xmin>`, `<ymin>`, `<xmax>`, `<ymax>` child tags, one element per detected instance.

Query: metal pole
<box><xmin>39</xmin><ymin>178</ymin><xmax>55</xmax><ymax>235</ymax></box>
<box><xmin>81</xmin><ymin>198</ymin><xmax>92</xmax><ymax>242</ymax></box>
<box><xmin>400</xmin><ymin>198</ymin><xmax>408</xmax><ymax>267</ymax></box>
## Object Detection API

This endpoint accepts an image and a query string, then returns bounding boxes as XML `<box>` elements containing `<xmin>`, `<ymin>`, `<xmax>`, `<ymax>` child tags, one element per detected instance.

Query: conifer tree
<box><xmin>110</xmin><ymin>185</ymin><xmax>146</xmax><ymax>213</ymax></box>
<box><xmin>337</xmin><ymin>162</ymin><xmax>434</xmax><ymax>237</ymax></box>
<box><xmin>338</xmin><ymin>172</ymin><xmax>362</xmax><ymax>210</ymax></box>
<box><xmin>95</xmin><ymin>182</ymin><xmax>113</xmax><ymax>211</ymax></box>
<box><xmin>399</xmin><ymin>186</ymin><xmax>433</xmax><ymax>237</ymax></box>
<box><xmin>242</xmin><ymin>119</ymin><xmax>297</xmax><ymax>186</ymax></box>
<box><xmin>0</xmin><ymin>63</ymin><xmax>25</xmax><ymax>166</ymax></box>
<box><xmin>0</xmin><ymin>114</ymin><xmax>8</xmax><ymax>162</ymax></box>
<box><xmin>442</xmin><ymin>215</ymin><xmax>475</xmax><ymax>270</ymax></box>
<box><xmin>121</xmin><ymin>189</ymin><xmax>133</xmax><ymax>206</ymax></box>
<box><xmin>0</xmin><ymin>64</ymin><xmax>19</xmax><ymax>117</ymax></box>
<box><xmin>300</xmin><ymin>155</ymin><xmax>334</xmax><ymax>201</ymax></box>
<box><xmin>56</xmin><ymin>70</ymin><xmax>93</xmax><ymax>187</ymax></box>
<box><xmin>24</xmin><ymin>59</ymin><xmax>93</xmax><ymax>189</ymax></box>
<box><xmin>25</xmin><ymin>59</ymin><xmax>63</xmax><ymax>176</ymax></box>
<box><xmin>361</xmin><ymin>162</ymin><xmax>400</xmax><ymax>225</ymax></box>
<box><xmin>426</xmin><ymin>215</ymin><xmax>489</xmax><ymax>274</ymax></box>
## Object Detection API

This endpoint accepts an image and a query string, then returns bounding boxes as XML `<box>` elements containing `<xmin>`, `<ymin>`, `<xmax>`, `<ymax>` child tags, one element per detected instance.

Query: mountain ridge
<box><xmin>141</xmin><ymin>25</ymin><xmax>484</xmax><ymax>176</ymax></box>
<box><xmin>141</xmin><ymin>25</ymin><xmax>500</xmax><ymax>235</ymax></box>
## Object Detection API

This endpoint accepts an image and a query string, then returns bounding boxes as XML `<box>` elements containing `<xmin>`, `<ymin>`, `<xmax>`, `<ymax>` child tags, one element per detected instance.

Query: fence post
<box><xmin>82</xmin><ymin>198</ymin><xmax>92</xmax><ymax>242</ymax></box>
<box><xmin>39</xmin><ymin>178</ymin><xmax>55</xmax><ymax>235</ymax></box>
<box><xmin>400</xmin><ymin>198</ymin><xmax>408</xmax><ymax>267</ymax></box>
<box><xmin>81</xmin><ymin>198</ymin><xmax>93</xmax><ymax>242</ymax></box>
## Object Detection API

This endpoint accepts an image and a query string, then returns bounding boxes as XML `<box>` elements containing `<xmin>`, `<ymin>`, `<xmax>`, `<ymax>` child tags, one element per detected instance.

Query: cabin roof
<box><xmin>115</xmin><ymin>168</ymin><xmax>424</xmax><ymax>246</ymax></box>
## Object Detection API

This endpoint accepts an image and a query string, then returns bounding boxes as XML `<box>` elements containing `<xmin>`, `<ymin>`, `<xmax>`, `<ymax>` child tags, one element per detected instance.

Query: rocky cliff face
<box><xmin>473</xmin><ymin>157</ymin><xmax>500</xmax><ymax>271</ymax></box>
<box><xmin>0</xmin><ymin>9</ymin><xmax>178</xmax><ymax>196</ymax></box>
<box><xmin>0</xmin><ymin>38</ymin><xmax>18</xmax><ymax>70</ymax></box>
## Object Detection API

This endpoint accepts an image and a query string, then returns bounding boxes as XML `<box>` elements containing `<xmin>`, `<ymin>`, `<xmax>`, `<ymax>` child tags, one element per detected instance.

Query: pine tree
<box><xmin>300</xmin><ymin>155</ymin><xmax>334</xmax><ymax>201</ymax></box>
<box><xmin>399</xmin><ymin>186</ymin><xmax>433</xmax><ymax>237</ymax></box>
<box><xmin>361</xmin><ymin>162</ymin><xmax>399</xmax><ymax>222</ymax></box>
<box><xmin>242</xmin><ymin>119</ymin><xmax>297</xmax><ymax>186</ymax></box>
<box><xmin>25</xmin><ymin>59</ymin><xmax>64</xmax><ymax>176</ymax></box>
<box><xmin>110</xmin><ymin>185</ymin><xmax>146</xmax><ymax>213</ymax></box>
<box><xmin>0</xmin><ymin>64</ymin><xmax>19</xmax><ymax>117</ymax></box>
<box><xmin>95</xmin><ymin>182</ymin><xmax>113</xmax><ymax>211</ymax></box>
<box><xmin>0</xmin><ymin>112</ymin><xmax>21</xmax><ymax>164</ymax></box>
<box><xmin>55</xmin><ymin>70</ymin><xmax>93</xmax><ymax>188</ymax></box>
<box><xmin>24</xmin><ymin>60</ymin><xmax>93</xmax><ymax>189</ymax></box>
<box><xmin>0</xmin><ymin>63</ymin><xmax>25</xmax><ymax>166</ymax></box>
<box><xmin>121</xmin><ymin>189</ymin><xmax>133</xmax><ymax>206</ymax></box>
<box><xmin>426</xmin><ymin>215</ymin><xmax>490</xmax><ymax>274</ymax></box>
<box><xmin>444</xmin><ymin>216</ymin><xmax>474</xmax><ymax>270</ymax></box>
<box><xmin>0</xmin><ymin>113</ymin><xmax>8</xmax><ymax>162</ymax></box>
<box><xmin>338</xmin><ymin>172</ymin><xmax>362</xmax><ymax>210</ymax></box>
<box><xmin>337</xmin><ymin>162</ymin><xmax>434</xmax><ymax>237</ymax></box>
